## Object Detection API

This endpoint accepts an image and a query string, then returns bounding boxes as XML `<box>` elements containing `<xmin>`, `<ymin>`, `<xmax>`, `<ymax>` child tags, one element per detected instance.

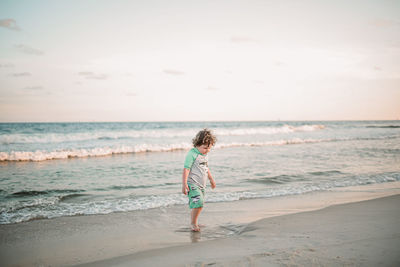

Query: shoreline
<box><xmin>0</xmin><ymin>182</ymin><xmax>399</xmax><ymax>266</ymax></box>
<box><xmin>80</xmin><ymin>194</ymin><xmax>400</xmax><ymax>267</ymax></box>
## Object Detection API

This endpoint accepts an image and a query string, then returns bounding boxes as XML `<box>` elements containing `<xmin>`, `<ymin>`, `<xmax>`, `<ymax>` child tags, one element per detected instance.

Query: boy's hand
<box><xmin>210</xmin><ymin>178</ymin><xmax>216</xmax><ymax>189</ymax></box>
<box><xmin>182</xmin><ymin>184</ymin><xmax>189</xmax><ymax>195</ymax></box>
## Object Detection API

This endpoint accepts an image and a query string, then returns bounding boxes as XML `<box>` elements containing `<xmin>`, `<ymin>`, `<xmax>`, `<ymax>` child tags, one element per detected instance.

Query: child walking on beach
<box><xmin>182</xmin><ymin>129</ymin><xmax>217</xmax><ymax>232</ymax></box>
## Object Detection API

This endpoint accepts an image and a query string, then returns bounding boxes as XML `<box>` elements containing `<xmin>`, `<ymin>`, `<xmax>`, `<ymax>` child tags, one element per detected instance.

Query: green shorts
<box><xmin>188</xmin><ymin>183</ymin><xmax>205</xmax><ymax>209</ymax></box>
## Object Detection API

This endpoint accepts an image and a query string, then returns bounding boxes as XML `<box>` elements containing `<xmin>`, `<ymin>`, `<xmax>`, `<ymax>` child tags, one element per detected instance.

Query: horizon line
<box><xmin>0</xmin><ymin>119</ymin><xmax>399</xmax><ymax>123</ymax></box>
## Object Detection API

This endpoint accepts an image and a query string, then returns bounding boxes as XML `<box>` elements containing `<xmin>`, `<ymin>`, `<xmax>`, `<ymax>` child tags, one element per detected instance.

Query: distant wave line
<box><xmin>10</xmin><ymin>189</ymin><xmax>84</xmax><ymax>198</ymax></box>
<box><xmin>1</xmin><ymin>135</ymin><xmax>399</xmax><ymax>162</ymax></box>
<box><xmin>366</xmin><ymin>125</ymin><xmax>400</xmax><ymax>129</ymax></box>
<box><xmin>0</xmin><ymin>124</ymin><xmax>325</xmax><ymax>144</ymax></box>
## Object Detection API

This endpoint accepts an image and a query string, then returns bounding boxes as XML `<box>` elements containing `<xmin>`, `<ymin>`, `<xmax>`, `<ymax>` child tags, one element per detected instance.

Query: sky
<box><xmin>0</xmin><ymin>0</ymin><xmax>399</xmax><ymax>122</ymax></box>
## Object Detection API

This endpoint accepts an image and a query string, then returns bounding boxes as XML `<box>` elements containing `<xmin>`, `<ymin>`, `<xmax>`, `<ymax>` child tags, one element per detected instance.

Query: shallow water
<box><xmin>1</xmin><ymin>121</ymin><xmax>399</xmax><ymax>224</ymax></box>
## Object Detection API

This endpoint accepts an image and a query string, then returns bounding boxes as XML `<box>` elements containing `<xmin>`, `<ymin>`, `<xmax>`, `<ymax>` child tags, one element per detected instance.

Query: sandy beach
<box><xmin>80</xmin><ymin>194</ymin><xmax>400</xmax><ymax>267</ymax></box>
<box><xmin>1</xmin><ymin>182</ymin><xmax>399</xmax><ymax>266</ymax></box>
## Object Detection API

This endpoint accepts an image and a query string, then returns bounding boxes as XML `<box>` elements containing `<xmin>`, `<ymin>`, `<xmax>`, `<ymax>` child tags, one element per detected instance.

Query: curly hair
<box><xmin>192</xmin><ymin>128</ymin><xmax>217</xmax><ymax>147</ymax></box>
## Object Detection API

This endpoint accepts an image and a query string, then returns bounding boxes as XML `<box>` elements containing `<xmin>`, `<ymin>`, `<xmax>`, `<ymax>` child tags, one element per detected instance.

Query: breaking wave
<box><xmin>0</xmin><ymin>139</ymin><xmax>325</xmax><ymax>161</ymax></box>
<box><xmin>0</xmin><ymin>124</ymin><xmax>325</xmax><ymax>144</ymax></box>
<box><xmin>0</xmin><ymin>143</ymin><xmax>192</xmax><ymax>161</ymax></box>
<box><xmin>1</xmin><ymin>134</ymin><xmax>399</xmax><ymax>162</ymax></box>
<box><xmin>1</xmin><ymin>172</ymin><xmax>398</xmax><ymax>224</ymax></box>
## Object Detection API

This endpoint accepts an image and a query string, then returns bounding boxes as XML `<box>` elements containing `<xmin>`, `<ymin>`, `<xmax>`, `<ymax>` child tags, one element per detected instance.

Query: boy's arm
<box><xmin>182</xmin><ymin>168</ymin><xmax>190</xmax><ymax>195</ymax></box>
<box><xmin>208</xmin><ymin>169</ymin><xmax>216</xmax><ymax>189</ymax></box>
<box><xmin>183</xmin><ymin>149</ymin><xmax>196</xmax><ymax>195</ymax></box>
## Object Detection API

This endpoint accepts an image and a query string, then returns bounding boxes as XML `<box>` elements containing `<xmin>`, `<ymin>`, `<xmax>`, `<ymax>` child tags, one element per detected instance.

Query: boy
<box><xmin>182</xmin><ymin>128</ymin><xmax>217</xmax><ymax>232</ymax></box>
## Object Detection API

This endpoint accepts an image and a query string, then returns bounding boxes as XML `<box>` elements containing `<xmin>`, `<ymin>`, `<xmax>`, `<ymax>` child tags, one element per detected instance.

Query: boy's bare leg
<box><xmin>191</xmin><ymin>207</ymin><xmax>202</xmax><ymax>231</ymax></box>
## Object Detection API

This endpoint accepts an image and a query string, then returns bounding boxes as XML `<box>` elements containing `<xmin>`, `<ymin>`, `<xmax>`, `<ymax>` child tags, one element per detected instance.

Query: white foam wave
<box><xmin>216</xmin><ymin>125</ymin><xmax>325</xmax><ymax>136</ymax></box>
<box><xmin>0</xmin><ymin>138</ymin><xmax>328</xmax><ymax>162</ymax></box>
<box><xmin>0</xmin><ymin>143</ymin><xmax>192</xmax><ymax>161</ymax></box>
<box><xmin>216</xmin><ymin>138</ymin><xmax>327</xmax><ymax>149</ymax></box>
<box><xmin>0</xmin><ymin>125</ymin><xmax>325</xmax><ymax>144</ymax></box>
<box><xmin>0</xmin><ymin>130</ymin><xmax>193</xmax><ymax>144</ymax></box>
<box><xmin>209</xmin><ymin>173</ymin><xmax>400</xmax><ymax>203</ymax></box>
<box><xmin>0</xmin><ymin>194</ymin><xmax>189</xmax><ymax>224</ymax></box>
<box><xmin>1</xmin><ymin>172</ymin><xmax>398</xmax><ymax>224</ymax></box>
<box><xmin>5</xmin><ymin>134</ymin><xmax>397</xmax><ymax>162</ymax></box>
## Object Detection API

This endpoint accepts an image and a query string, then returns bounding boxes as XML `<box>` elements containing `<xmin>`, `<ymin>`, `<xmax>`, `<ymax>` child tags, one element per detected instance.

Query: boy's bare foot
<box><xmin>191</xmin><ymin>224</ymin><xmax>200</xmax><ymax>232</ymax></box>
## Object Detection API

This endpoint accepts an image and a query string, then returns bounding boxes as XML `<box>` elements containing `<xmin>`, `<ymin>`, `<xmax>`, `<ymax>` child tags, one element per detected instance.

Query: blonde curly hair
<box><xmin>192</xmin><ymin>128</ymin><xmax>217</xmax><ymax>147</ymax></box>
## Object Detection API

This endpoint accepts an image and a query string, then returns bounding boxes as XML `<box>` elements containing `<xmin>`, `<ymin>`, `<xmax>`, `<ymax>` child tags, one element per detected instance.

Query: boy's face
<box><xmin>197</xmin><ymin>144</ymin><xmax>212</xmax><ymax>155</ymax></box>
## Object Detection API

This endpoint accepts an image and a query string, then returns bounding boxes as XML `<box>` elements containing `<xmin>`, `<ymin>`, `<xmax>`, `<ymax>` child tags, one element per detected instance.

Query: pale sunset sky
<box><xmin>0</xmin><ymin>0</ymin><xmax>399</xmax><ymax>122</ymax></box>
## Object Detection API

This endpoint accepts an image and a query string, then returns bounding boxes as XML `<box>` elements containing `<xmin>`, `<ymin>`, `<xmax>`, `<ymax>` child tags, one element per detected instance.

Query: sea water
<box><xmin>0</xmin><ymin>121</ymin><xmax>399</xmax><ymax>224</ymax></box>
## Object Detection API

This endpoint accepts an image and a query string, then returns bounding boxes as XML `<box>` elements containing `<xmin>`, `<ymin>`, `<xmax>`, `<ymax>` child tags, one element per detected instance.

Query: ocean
<box><xmin>0</xmin><ymin>121</ymin><xmax>399</xmax><ymax>224</ymax></box>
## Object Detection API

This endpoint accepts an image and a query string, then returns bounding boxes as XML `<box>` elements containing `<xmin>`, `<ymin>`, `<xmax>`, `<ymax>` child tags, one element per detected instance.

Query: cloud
<box><xmin>14</xmin><ymin>44</ymin><xmax>44</xmax><ymax>55</ymax></box>
<box><xmin>126</xmin><ymin>92</ymin><xmax>137</xmax><ymax>96</ymax></box>
<box><xmin>163</xmin><ymin>69</ymin><xmax>185</xmax><ymax>76</ymax></box>
<box><xmin>78</xmin><ymin>71</ymin><xmax>94</xmax><ymax>76</ymax></box>
<box><xmin>23</xmin><ymin>86</ymin><xmax>44</xmax><ymax>90</ymax></box>
<box><xmin>0</xmin><ymin>63</ymin><xmax>15</xmax><ymax>68</ymax></box>
<box><xmin>206</xmin><ymin>86</ymin><xmax>219</xmax><ymax>91</ymax></box>
<box><xmin>369</xmin><ymin>18</ymin><xmax>400</xmax><ymax>28</ymax></box>
<box><xmin>230</xmin><ymin>36</ymin><xmax>259</xmax><ymax>44</ymax></box>
<box><xmin>11</xmin><ymin>72</ymin><xmax>31</xmax><ymax>77</ymax></box>
<box><xmin>86</xmin><ymin>74</ymin><xmax>108</xmax><ymax>80</ymax></box>
<box><xmin>89</xmin><ymin>74</ymin><xmax>108</xmax><ymax>80</ymax></box>
<box><xmin>0</xmin><ymin>19</ymin><xmax>21</xmax><ymax>31</ymax></box>
<box><xmin>78</xmin><ymin>71</ymin><xmax>108</xmax><ymax>80</ymax></box>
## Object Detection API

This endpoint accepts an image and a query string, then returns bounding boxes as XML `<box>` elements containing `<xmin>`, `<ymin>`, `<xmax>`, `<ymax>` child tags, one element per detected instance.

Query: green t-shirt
<box><xmin>184</xmin><ymin>147</ymin><xmax>209</xmax><ymax>189</ymax></box>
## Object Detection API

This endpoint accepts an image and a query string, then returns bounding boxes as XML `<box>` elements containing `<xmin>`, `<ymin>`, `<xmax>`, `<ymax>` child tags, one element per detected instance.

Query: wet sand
<box><xmin>80</xmin><ymin>194</ymin><xmax>400</xmax><ymax>267</ymax></box>
<box><xmin>1</xmin><ymin>182</ymin><xmax>400</xmax><ymax>266</ymax></box>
